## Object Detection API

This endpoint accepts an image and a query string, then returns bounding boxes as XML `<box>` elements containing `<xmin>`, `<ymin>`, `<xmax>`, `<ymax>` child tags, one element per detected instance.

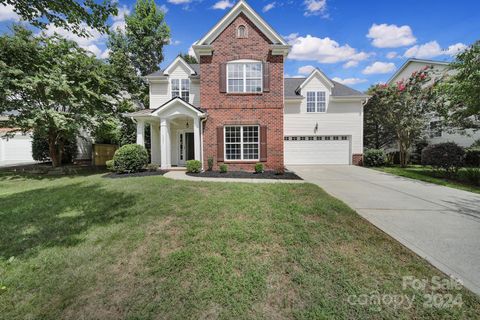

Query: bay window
<box><xmin>224</xmin><ymin>125</ymin><xmax>259</xmax><ymax>161</ymax></box>
<box><xmin>227</xmin><ymin>62</ymin><xmax>262</xmax><ymax>93</ymax></box>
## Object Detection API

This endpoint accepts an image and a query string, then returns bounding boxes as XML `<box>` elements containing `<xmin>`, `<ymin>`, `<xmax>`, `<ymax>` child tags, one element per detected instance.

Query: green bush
<box><xmin>219</xmin><ymin>164</ymin><xmax>228</xmax><ymax>173</ymax></box>
<box><xmin>421</xmin><ymin>142</ymin><xmax>465</xmax><ymax>173</ymax></box>
<box><xmin>93</xmin><ymin>117</ymin><xmax>121</xmax><ymax>145</ymax></box>
<box><xmin>254</xmin><ymin>163</ymin><xmax>264</xmax><ymax>173</ymax></box>
<box><xmin>186</xmin><ymin>160</ymin><xmax>202</xmax><ymax>173</ymax></box>
<box><xmin>112</xmin><ymin>144</ymin><xmax>148</xmax><ymax>173</ymax></box>
<box><xmin>106</xmin><ymin>160</ymin><xmax>115</xmax><ymax>171</ymax></box>
<box><xmin>471</xmin><ymin>139</ymin><xmax>480</xmax><ymax>148</ymax></box>
<box><xmin>146</xmin><ymin>163</ymin><xmax>159</xmax><ymax>172</ymax></box>
<box><xmin>364</xmin><ymin>149</ymin><xmax>386</xmax><ymax>167</ymax></box>
<box><xmin>32</xmin><ymin>131</ymin><xmax>77</xmax><ymax>164</ymax></box>
<box><xmin>207</xmin><ymin>157</ymin><xmax>214</xmax><ymax>171</ymax></box>
<box><xmin>457</xmin><ymin>168</ymin><xmax>480</xmax><ymax>186</ymax></box>
<box><xmin>465</xmin><ymin>147</ymin><xmax>480</xmax><ymax>167</ymax></box>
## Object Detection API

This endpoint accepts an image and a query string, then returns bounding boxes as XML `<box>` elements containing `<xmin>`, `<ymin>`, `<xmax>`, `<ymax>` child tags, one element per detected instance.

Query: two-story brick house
<box><xmin>126</xmin><ymin>0</ymin><xmax>367</xmax><ymax>171</ymax></box>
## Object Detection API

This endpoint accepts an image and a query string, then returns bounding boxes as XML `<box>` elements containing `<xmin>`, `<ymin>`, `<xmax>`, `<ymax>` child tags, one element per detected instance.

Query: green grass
<box><xmin>0</xmin><ymin>171</ymin><xmax>479</xmax><ymax>319</ymax></box>
<box><xmin>375</xmin><ymin>165</ymin><xmax>480</xmax><ymax>194</ymax></box>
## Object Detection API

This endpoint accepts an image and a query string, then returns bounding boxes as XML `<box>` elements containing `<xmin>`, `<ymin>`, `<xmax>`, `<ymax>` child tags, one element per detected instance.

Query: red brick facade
<box><xmin>200</xmin><ymin>13</ymin><xmax>284</xmax><ymax>171</ymax></box>
<box><xmin>352</xmin><ymin>154</ymin><xmax>363</xmax><ymax>166</ymax></box>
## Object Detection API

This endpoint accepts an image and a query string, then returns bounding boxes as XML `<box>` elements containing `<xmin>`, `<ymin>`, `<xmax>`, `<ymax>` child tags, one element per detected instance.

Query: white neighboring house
<box><xmin>388</xmin><ymin>58</ymin><xmax>480</xmax><ymax>147</ymax></box>
<box><xmin>284</xmin><ymin>69</ymin><xmax>367</xmax><ymax>165</ymax></box>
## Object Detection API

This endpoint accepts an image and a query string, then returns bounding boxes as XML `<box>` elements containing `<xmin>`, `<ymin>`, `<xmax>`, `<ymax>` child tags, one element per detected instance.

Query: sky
<box><xmin>0</xmin><ymin>0</ymin><xmax>479</xmax><ymax>91</ymax></box>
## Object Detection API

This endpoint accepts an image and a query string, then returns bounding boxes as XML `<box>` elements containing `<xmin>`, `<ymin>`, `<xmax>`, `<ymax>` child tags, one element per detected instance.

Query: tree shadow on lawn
<box><xmin>0</xmin><ymin>166</ymin><xmax>108</xmax><ymax>182</ymax></box>
<box><xmin>0</xmin><ymin>182</ymin><xmax>137</xmax><ymax>259</ymax></box>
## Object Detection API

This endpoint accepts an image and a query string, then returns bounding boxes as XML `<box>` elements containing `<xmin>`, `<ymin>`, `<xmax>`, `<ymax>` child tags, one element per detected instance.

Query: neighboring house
<box><xmin>388</xmin><ymin>58</ymin><xmax>480</xmax><ymax>147</ymax></box>
<box><xmin>125</xmin><ymin>0</ymin><xmax>367</xmax><ymax>170</ymax></box>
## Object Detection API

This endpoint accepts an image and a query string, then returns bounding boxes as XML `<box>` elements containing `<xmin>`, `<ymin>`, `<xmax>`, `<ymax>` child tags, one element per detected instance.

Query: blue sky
<box><xmin>1</xmin><ymin>0</ymin><xmax>479</xmax><ymax>91</ymax></box>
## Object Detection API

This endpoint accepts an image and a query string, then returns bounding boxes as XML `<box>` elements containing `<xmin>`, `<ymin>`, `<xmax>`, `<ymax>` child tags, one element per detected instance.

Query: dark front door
<box><xmin>185</xmin><ymin>132</ymin><xmax>195</xmax><ymax>161</ymax></box>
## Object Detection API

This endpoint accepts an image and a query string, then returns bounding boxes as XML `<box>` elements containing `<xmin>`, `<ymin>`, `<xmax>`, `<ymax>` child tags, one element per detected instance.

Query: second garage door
<box><xmin>0</xmin><ymin>133</ymin><xmax>34</xmax><ymax>162</ymax></box>
<box><xmin>284</xmin><ymin>135</ymin><xmax>351</xmax><ymax>165</ymax></box>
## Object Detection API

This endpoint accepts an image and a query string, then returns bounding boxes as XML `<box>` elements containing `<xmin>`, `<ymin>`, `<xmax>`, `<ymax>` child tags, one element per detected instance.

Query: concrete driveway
<box><xmin>289</xmin><ymin>165</ymin><xmax>480</xmax><ymax>296</ymax></box>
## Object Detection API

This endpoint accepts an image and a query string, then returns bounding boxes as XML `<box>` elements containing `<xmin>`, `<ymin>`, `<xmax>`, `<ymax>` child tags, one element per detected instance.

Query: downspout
<box><xmin>200</xmin><ymin>115</ymin><xmax>208</xmax><ymax>171</ymax></box>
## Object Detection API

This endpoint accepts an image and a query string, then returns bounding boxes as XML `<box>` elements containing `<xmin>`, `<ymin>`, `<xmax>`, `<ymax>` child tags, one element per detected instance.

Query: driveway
<box><xmin>289</xmin><ymin>165</ymin><xmax>480</xmax><ymax>296</ymax></box>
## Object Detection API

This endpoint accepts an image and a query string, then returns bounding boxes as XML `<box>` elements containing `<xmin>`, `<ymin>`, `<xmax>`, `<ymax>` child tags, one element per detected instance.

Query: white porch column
<box><xmin>194</xmin><ymin>117</ymin><xmax>201</xmax><ymax>161</ymax></box>
<box><xmin>136</xmin><ymin>120</ymin><xmax>145</xmax><ymax>147</ymax></box>
<box><xmin>160</xmin><ymin>118</ymin><xmax>171</xmax><ymax>169</ymax></box>
<box><xmin>150</xmin><ymin>123</ymin><xmax>160</xmax><ymax>164</ymax></box>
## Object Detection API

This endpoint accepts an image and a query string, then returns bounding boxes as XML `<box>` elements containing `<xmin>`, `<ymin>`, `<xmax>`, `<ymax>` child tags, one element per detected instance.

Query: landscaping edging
<box><xmin>103</xmin><ymin>170</ymin><xmax>167</xmax><ymax>179</ymax></box>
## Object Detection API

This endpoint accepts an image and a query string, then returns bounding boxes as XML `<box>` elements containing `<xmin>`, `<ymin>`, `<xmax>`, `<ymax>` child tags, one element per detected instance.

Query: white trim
<box><xmin>177</xmin><ymin>129</ymin><xmax>194</xmax><ymax>166</ymax></box>
<box><xmin>151</xmin><ymin>98</ymin><xmax>205</xmax><ymax>117</ymax></box>
<box><xmin>306</xmin><ymin>91</ymin><xmax>327</xmax><ymax>113</ymax></box>
<box><xmin>170</xmin><ymin>78</ymin><xmax>190</xmax><ymax>101</ymax></box>
<box><xmin>196</xmin><ymin>0</ymin><xmax>287</xmax><ymax>47</ymax></box>
<box><xmin>330</xmin><ymin>96</ymin><xmax>369</xmax><ymax>102</ymax></box>
<box><xmin>226</xmin><ymin>61</ymin><xmax>263</xmax><ymax>94</ymax></box>
<box><xmin>297</xmin><ymin>69</ymin><xmax>334</xmax><ymax>93</ymax></box>
<box><xmin>224</xmin><ymin>125</ymin><xmax>260</xmax><ymax>161</ymax></box>
<box><xmin>387</xmin><ymin>58</ymin><xmax>450</xmax><ymax>84</ymax></box>
<box><xmin>163</xmin><ymin>56</ymin><xmax>196</xmax><ymax>76</ymax></box>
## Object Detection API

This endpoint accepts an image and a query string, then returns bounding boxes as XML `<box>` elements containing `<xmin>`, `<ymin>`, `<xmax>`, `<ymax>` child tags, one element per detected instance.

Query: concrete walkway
<box><xmin>288</xmin><ymin>165</ymin><xmax>480</xmax><ymax>296</ymax></box>
<box><xmin>164</xmin><ymin>170</ymin><xmax>304</xmax><ymax>184</ymax></box>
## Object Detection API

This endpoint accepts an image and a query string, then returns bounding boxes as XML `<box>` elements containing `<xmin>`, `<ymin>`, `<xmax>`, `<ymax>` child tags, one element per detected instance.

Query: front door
<box><xmin>185</xmin><ymin>132</ymin><xmax>195</xmax><ymax>161</ymax></box>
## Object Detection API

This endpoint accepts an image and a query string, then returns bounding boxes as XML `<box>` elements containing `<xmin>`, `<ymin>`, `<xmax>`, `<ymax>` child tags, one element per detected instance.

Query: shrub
<box><xmin>254</xmin><ymin>163</ymin><xmax>264</xmax><ymax>173</ymax></box>
<box><xmin>106</xmin><ymin>160</ymin><xmax>115</xmax><ymax>171</ymax></box>
<box><xmin>112</xmin><ymin>144</ymin><xmax>148</xmax><ymax>173</ymax></box>
<box><xmin>421</xmin><ymin>142</ymin><xmax>465</xmax><ymax>173</ymax></box>
<box><xmin>186</xmin><ymin>160</ymin><xmax>202</xmax><ymax>173</ymax></box>
<box><xmin>364</xmin><ymin>149</ymin><xmax>386</xmax><ymax>167</ymax></box>
<box><xmin>465</xmin><ymin>147</ymin><xmax>480</xmax><ymax>167</ymax></box>
<box><xmin>386</xmin><ymin>151</ymin><xmax>400</xmax><ymax>165</ymax></box>
<box><xmin>219</xmin><ymin>164</ymin><xmax>228</xmax><ymax>173</ymax></box>
<box><xmin>457</xmin><ymin>168</ymin><xmax>480</xmax><ymax>186</ymax></box>
<box><xmin>471</xmin><ymin>139</ymin><xmax>480</xmax><ymax>148</ymax></box>
<box><xmin>274</xmin><ymin>167</ymin><xmax>285</xmax><ymax>175</ymax></box>
<box><xmin>207</xmin><ymin>157</ymin><xmax>214</xmax><ymax>171</ymax></box>
<box><xmin>32</xmin><ymin>131</ymin><xmax>77</xmax><ymax>164</ymax></box>
<box><xmin>146</xmin><ymin>163</ymin><xmax>159</xmax><ymax>172</ymax></box>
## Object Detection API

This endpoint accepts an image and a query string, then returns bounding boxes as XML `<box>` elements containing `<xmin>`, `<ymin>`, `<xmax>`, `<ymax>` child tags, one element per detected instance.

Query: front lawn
<box><xmin>376</xmin><ymin>165</ymin><xmax>480</xmax><ymax>194</ymax></box>
<box><xmin>0</xmin><ymin>171</ymin><xmax>479</xmax><ymax>319</ymax></box>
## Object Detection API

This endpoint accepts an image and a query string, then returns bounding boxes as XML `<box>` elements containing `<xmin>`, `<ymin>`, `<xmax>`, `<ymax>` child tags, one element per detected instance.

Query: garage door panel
<box><xmin>285</xmin><ymin>136</ymin><xmax>350</xmax><ymax>165</ymax></box>
<box><xmin>1</xmin><ymin>134</ymin><xmax>34</xmax><ymax>161</ymax></box>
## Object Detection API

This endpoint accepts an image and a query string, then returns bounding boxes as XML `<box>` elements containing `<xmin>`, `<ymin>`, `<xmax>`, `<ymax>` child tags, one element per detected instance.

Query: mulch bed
<box><xmin>103</xmin><ymin>170</ymin><xmax>168</xmax><ymax>179</ymax></box>
<box><xmin>186</xmin><ymin>170</ymin><xmax>302</xmax><ymax>180</ymax></box>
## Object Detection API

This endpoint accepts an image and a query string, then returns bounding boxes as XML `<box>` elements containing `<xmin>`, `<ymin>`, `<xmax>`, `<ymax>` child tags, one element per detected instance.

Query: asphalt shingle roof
<box><xmin>284</xmin><ymin>78</ymin><xmax>366</xmax><ymax>98</ymax></box>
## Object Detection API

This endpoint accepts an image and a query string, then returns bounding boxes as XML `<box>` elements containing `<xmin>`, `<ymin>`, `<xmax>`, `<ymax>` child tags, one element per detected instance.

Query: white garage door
<box><xmin>0</xmin><ymin>134</ymin><xmax>34</xmax><ymax>161</ymax></box>
<box><xmin>284</xmin><ymin>135</ymin><xmax>351</xmax><ymax>165</ymax></box>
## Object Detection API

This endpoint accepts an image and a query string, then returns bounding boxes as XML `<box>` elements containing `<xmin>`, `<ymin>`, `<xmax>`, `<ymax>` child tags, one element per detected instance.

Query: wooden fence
<box><xmin>92</xmin><ymin>144</ymin><xmax>118</xmax><ymax>166</ymax></box>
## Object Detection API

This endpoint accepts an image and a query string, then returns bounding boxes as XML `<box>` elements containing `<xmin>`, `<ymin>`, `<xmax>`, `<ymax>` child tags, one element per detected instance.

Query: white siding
<box><xmin>390</xmin><ymin>61</ymin><xmax>449</xmax><ymax>84</ymax></box>
<box><xmin>284</xmin><ymin>75</ymin><xmax>364</xmax><ymax>155</ymax></box>
<box><xmin>149</xmin><ymin>63</ymin><xmax>200</xmax><ymax>109</ymax></box>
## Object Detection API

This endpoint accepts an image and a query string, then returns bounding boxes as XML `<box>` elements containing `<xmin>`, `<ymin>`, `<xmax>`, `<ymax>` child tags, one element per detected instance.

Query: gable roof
<box><xmin>387</xmin><ymin>58</ymin><xmax>450</xmax><ymax>84</ymax></box>
<box><xmin>196</xmin><ymin>0</ymin><xmax>287</xmax><ymax>46</ymax></box>
<box><xmin>163</xmin><ymin>56</ymin><xmax>196</xmax><ymax>75</ymax></box>
<box><xmin>125</xmin><ymin>97</ymin><xmax>206</xmax><ymax>118</ymax></box>
<box><xmin>284</xmin><ymin>77</ymin><xmax>367</xmax><ymax>99</ymax></box>
<box><xmin>145</xmin><ymin>63</ymin><xmax>200</xmax><ymax>79</ymax></box>
<box><xmin>296</xmin><ymin>69</ymin><xmax>334</xmax><ymax>92</ymax></box>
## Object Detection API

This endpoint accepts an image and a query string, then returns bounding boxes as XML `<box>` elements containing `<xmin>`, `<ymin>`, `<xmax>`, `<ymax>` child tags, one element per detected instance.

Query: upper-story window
<box><xmin>227</xmin><ymin>62</ymin><xmax>262</xmax><ymax>93</ymax></box>
<box><xmin>237</xmin><ymin>25</ymin><xmax>247</xmax><ymax>38</ymax></box>
<box><xmin>306</xmin><ymin>91</ymin><xmax>326</xmax><ymax>112</ymax></box>
<box><xmin>171</xmin><ymin>79</ymin><xmax>190</xmax><ymax>101</ymax></box>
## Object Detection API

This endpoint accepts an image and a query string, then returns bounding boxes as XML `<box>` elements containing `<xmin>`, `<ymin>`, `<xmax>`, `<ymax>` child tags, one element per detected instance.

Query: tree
<box><xmin>124</xmin><ymin>0</ymin><xmax>170</xmax><ymax>76</ymax></box>
<box><xmin>367</xmin><ymin>67</ymin><xmax>436</xmax><ymax>167</ymax></box>
<box><xmin>0</xmin><ymin>0</ymin><xmax>117</xmax><ymax>35</ymax></box>
<box><xmin>0</xmin><ymin>25</ymin><xmax>120</xmax><ymax>167</ymax></box>
<box><xmin>178</xmin><ymin>53</ymin><xmax>198</xmax><ymax>64</ymax></box>
<box><xmin>363</xmin><ymin>85</ymin><xmax>396</xmax><ymax>149</ymax></box>
<box><xmin>436</xmin><ymin>41</ymin><xmax>480</xmax><ymax>130</ymax></box>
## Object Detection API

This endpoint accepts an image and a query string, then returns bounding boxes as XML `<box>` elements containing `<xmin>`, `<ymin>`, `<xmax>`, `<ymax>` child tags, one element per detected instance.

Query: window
<box><xmin>430</xmin><ymin>121</ymin><xmax>442</xmax><ymax>138</ymax></box>
<box><xmin>306</xmin><ymin>91</ymin><xmax>327</xmax><ymax>112</ymax></box>
<box><xmin>227</xmin><ymin>62</ymin><xmax>262</xmax><ymax>93</ymax></box>
<box><xmin>225</xmin><ymin>126</ymin><xmax>259</xmax><ymax>161</ymax></box>
<box><xmin>171</xmin><ymin>79</ymin><xmax>190</xmax><ymax>101</ymax></box>
<box><xmin>237</xmin><ymin>25</ymin><xmax>247</xmax><ymax>38</ymax></box>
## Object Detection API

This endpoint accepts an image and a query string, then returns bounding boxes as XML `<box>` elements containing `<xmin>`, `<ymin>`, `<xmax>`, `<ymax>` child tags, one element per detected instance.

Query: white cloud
<box><xmin>298</xmin><ymin>65</ymin><xmax>316</xmax><ymax>75</ymax></box>
<box><xmin>343</xmin><ymin>60</ymin><xmax>358</xmax><ymax>68</ymax></box>
<box><xmin>42</xmin><ymin>24</ymin><xmax>108</xmax><ymax>58</ymax></box>
<box><xmin>332</xmin><ymin>77</ymin><xmax>368</xmax><ymax>85</ymax></box>
<box><xmin>159</xmin><ymin>4</ymin><xmax>169</xmax><ymax>13</ymax></box>
<box><xmin>304</xmin><ymin>0</ymin><xmax>328</xmax><ymax>17</ymax></box>
<box><xmin>170</xmin><ymin>39</ymin><xmax>181</xmax><ymax>45</ymax></box>
<box><xmin>100</xmin><ymin>49</ymin><xmax>110</xmax><ymax>59</ymax></box>
<box><xmin>285</xmin><ymin>74</ymin><xmax>305</xmax><ymax>78</ymax></box>
<box><xmin>110</xmin><ymin>5</ymin><xmax>131</xmax><ymax>32</ymax></box>
<box><xmin>386</xmin><ymin>51</ymin><xmax>398</xmax><ymax>59</ymax></box>
<box><xmin>404</xmin><ymin>41</ymin><xmax>467</xmax><ymax>58</ymax></box>
<box><xmin>168</xmin><ymin>0</ymin><xmax>191</xmax><ymax>4</ymax></box>
<box><xmin>212</xmin><ymin>0</ymin><xmax>234</xmax><ymax>10</ymax></box>
<box><xmin>362</xmin><ymin>61</ymin><xmax>396</xmax><ymax>75</ymax></box>
<box><xmin>286</xmin><ymin>34</ymin><xmax>370</xmax><ymax>64</ymax></box>
<box><xmin>0</xmin><ymin>4</ymin><xmax>20</xmax><ymax>22</ymax></box>
<box><xmin>263</xmin><ymin>2</ymin><xmax>276</xmax><ymax>12</ymax></box>
<box><xmin>367</xmin><ymin>23</ymin><xmax>416</xmax><ymax>48</ymax></box>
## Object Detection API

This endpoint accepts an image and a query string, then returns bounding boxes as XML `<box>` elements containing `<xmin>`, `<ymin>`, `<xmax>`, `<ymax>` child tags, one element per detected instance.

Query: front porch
<box><xmin>126</xmin><ymin>98</ymin><xmax>206</xmax><ymax>169</ymax></box>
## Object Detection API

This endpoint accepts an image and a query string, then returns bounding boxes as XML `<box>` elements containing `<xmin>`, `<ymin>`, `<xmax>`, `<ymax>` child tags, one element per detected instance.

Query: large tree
<box><xmin>178</xmin><ymin>53</ymin><xmax>198</xmax><ymax>64</ymax></box>
<box><xmin>366</xmin><ymin>67</ymin><xmax>436</xmax><ymax>167</ymax></box>
<box><xmin>1</xmin><ymin>0</ymin><xmax>117</xmax><ymax>35</ymax></box>
<box><xmin>363</xmin><ymin>85</ymin><xmax>396</xmax><ymax>149</ymax></box>
<box><xmin>436</xmin><ymin>41</ymin><xmax>480</xmax><ymax>130</ymax></box>
<box><xmin>0</xmin><ymin>25</ymin><xmax>120</xmax><ymax>167</ymax></box>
